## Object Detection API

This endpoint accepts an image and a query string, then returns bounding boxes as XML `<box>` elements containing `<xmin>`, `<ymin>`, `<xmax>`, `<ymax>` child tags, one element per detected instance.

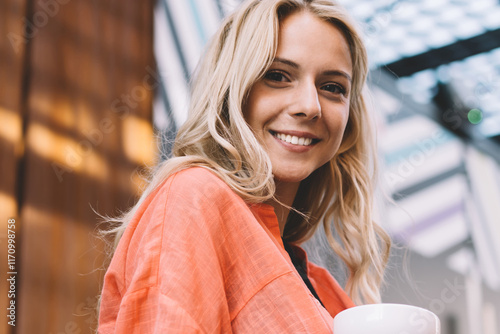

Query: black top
<box><xmin>282</xmin><ymin>239</ymin><xmax>325</xmax><ymax>308</ymax></box>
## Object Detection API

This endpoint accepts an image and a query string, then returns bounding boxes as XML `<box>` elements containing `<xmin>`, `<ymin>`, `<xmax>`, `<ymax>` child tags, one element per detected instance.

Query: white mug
<box><xmin>333</xmin><ymin>303</ymin><xmax>440</xmax><ymax>334</ymax></box>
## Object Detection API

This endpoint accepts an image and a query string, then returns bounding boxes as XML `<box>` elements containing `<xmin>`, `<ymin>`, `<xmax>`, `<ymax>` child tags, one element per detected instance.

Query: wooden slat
<box><xmin>0</xmin><ymin>0</ymin><xmax>27</xmax><ymax>333</ymax></box>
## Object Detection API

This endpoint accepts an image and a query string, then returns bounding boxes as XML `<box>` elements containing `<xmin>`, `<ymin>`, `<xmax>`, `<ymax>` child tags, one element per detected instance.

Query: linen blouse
<box><xmin>98</xmin><ymin>167</ymin><xmax>354</xmax><ymax>333</ymax></box>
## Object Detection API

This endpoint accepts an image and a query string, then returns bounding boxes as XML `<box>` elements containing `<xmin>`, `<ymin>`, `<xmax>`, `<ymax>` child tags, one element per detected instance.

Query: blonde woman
<box><xmin>98</xmin><ymin>0</ymin><xmax>391</xmax><ymax>332</ymax></box>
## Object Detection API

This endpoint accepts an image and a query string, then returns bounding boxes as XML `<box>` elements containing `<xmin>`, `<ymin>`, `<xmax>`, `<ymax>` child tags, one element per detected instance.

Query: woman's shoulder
<box><xmin>127</xmin><ymin>166</ymin><xmax>240</xmax><ymax>231</ymax></box>
<box><xmin>169</xmin><ymin>166</ymin><xmax>225</xmax><ymax>185</ymax></box>
<box><xmin>145</xmin><ymin>166</ymin><xmax>248</xmax><ymax>216</ymax></box>
<box><xmin>160</xmin><ymin>166</ymin><xmax>235</xmax><ymax>199</ymax></box>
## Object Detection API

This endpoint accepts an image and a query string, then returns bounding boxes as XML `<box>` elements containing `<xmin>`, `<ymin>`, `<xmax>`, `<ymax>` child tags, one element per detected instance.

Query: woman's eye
<box><xmin>322</xmin><ymin>83</ymin><xmax>346</xmax><ymax>95</ymax></box>
<box><xmin>264</xmin><ymin>71</ymin><xmax>288</xmax><ymax>82</ymax></box>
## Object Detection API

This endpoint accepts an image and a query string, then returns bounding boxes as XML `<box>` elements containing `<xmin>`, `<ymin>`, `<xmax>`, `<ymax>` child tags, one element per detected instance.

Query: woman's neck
<box><xmin>266</xmin><ymin>180</ymin><xmax>300</xmax><ymax>236</ymax></box>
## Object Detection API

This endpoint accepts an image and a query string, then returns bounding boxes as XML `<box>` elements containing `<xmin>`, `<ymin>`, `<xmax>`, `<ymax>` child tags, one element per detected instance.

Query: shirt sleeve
<box><xmin>99</xmin><ymin>168</ymin><xmax>234</xmax><ymax>333</ymax></box>
<box><xmin>110</xmin><ymin>287</ymin><xmax>205</xmax><ymax>333</ymax></box>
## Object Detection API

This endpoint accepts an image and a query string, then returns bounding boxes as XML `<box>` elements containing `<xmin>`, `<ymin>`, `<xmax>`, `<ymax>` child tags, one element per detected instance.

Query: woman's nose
<box><xmin>289</xmin><ymin>81</ymin><xmax>321</xmax><ymax>120</ymax></box>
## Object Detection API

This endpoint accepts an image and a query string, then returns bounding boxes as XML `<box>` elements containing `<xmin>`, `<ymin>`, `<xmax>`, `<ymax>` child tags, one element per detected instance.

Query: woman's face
<box><xmin>244</xmin><ymin>11</ymin><xmax>352</xmax><ymax>184</ymax></box>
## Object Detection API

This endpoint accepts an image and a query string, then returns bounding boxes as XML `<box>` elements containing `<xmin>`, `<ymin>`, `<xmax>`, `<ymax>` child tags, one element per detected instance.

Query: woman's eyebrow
<box><xmin>273</xmin><ymin>57</ymin><xmax>352</xmax><ymax>83</ymax></box>
<box><xmin>273</xmin><ymin>57</ymin><xmax>299</xmax><ymax>69</ymax></box>
<box><xmin>324</xmin><ymin>70</ymin><xmax>352</xmax><ymax>83</ymax></box>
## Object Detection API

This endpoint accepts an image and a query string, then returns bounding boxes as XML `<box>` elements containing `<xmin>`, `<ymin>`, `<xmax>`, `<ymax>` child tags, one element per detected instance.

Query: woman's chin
<box><xmin>272</xmin><ymin>170</ymin><xmax>312</xmax><ymax>184</ymax></box>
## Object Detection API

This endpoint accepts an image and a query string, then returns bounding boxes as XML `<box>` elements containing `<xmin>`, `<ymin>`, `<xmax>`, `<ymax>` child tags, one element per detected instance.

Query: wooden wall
<box><xmin>0</xmin><ymin>0</ymin><xmax>156</xmax><ymax>332</ymax></box>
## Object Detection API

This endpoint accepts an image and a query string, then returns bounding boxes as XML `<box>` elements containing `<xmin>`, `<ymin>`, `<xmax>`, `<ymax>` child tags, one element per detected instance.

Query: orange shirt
<box><xmin>98</xmin><ymin>167</ymin><xmax>354</xmax><ymax>333</ymax></box>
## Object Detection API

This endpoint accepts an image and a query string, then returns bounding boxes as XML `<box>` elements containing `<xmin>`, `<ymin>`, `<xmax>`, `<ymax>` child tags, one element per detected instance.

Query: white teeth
<box><xmin>273</xmin><ymin>132</ymin><xmax>315</xmax><ymax>146</ymax></box>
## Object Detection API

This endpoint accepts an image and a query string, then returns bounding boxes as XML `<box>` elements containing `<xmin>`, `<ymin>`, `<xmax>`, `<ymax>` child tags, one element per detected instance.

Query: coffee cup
<box><xmin>333</xmin><ymin>303</ymin><xmax>440</xmax><ymax>334</ymax></box>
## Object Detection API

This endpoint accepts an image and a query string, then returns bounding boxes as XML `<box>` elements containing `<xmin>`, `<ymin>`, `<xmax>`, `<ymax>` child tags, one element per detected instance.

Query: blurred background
<box><xmin>1</xmin><ymin>0</ymin><xmax>499</xmax><ymax>333</ymax></box>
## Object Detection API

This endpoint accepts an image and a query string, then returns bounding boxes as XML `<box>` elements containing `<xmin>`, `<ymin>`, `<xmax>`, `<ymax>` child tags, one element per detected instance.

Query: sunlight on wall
<box><xmin>26</xmin><ymin>123</ymin><xmax>109</xmax><ymax>182</ymax></box>
<box><xmin>0</xmin><ymin>106</ymin><xmax>23</xmax><ymax>156</ymax></box>
<box><xmin>0</xmin><ymin>191</ymin><xmax>18</xmax><ymax>217</ymax></box>
<box><xmin>122</xmin><ymin>115</ymin><xmax>156</xmax><ymax>166</ymax></box>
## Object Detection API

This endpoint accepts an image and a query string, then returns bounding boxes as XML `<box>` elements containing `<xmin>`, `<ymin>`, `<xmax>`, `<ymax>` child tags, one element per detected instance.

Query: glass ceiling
<box><xmin>337</xmin><ymin>0</ymin><xmax>500</xmax><ymax>65</ymax></box>
<box><xmin>337</xmin><ymin>0</ymin><xmax>500</xmax><ymax>138</ymax></box>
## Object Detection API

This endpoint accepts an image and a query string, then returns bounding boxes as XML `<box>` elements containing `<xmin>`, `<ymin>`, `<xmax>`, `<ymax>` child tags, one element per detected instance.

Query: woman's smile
<box><xmin>269</xmin><ymin>130</ymin><xmax>320</xmax><ymax>152</ymax></box>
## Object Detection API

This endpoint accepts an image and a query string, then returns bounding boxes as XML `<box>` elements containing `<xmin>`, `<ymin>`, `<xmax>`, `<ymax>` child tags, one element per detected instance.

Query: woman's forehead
<box><xmin>275</xmin><ymin>11</ymin><xmax>353</xmax><ymax>76</ymax></box>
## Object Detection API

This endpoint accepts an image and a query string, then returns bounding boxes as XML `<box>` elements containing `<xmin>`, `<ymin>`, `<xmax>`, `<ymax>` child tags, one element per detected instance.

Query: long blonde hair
<box><xmin>106</xmin><ymin>0</ymin><xmax>390</xmax><ymax>305</ymax></box>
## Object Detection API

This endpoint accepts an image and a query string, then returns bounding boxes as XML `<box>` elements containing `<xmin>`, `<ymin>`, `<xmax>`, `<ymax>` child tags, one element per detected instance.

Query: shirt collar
<box><xmin>248</xmin><ymin>203</ymin><xmax>284</xmax><ymax>249</ymax></box>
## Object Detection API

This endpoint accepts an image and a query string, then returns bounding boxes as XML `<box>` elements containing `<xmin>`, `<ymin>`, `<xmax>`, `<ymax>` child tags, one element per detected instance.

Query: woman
<box><xmin>98</xmin><ymin>0</ymin><xmax>391</xmax><ymax>332</ymax></box>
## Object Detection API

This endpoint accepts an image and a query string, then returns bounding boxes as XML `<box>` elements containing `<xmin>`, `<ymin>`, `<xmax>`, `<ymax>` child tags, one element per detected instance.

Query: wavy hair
<box><xmin>105</xmin><ymin>0</ymin><xmax>391</xmax><ymax>305</ymax></box>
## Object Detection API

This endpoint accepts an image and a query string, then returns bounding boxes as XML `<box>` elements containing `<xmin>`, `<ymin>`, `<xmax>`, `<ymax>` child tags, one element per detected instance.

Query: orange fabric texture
<box><xmin>98</xmin><ymin>167</ymin><xmax>355</xmax><ymax>333</ymax></box>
